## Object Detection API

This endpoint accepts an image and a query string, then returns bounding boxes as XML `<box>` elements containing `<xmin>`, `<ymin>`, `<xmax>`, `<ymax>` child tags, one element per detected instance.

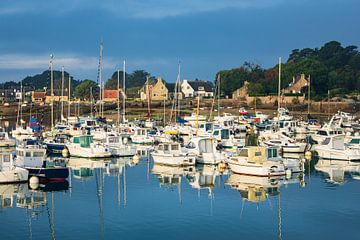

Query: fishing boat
<box><xmin>151</xmin><ymin>142</ymin><xmax>196</xmax><ymax>166</ymax></box>
<box><xmin>0</xmin><ymin>152</ymin><xmax>28</xmax><ymax>184</ymax></box>
<box><xmin>315</xmin><ymin>135</ymin><xmax>360</xmax><ymax>161</ymax></box>
<box><xmin>102</xmin><ymin>134</ymin><xmax>136</xmax><ymax>157</ymax></box>
<box><xmin>16</xmin><ymin>138</ymin><xmax>69</xmax><ymax>181</ymax></box>
<box><xmin>0</xmin><ymin>127</ymin><xmax>15</xmax><ymax>147</ymax></box>
<box><xmin>44</xmin><ymin>134</ymin><xmax>70</xmax><ymax>153</ymax></box>
<box><xmin>226</xmin><ymin>146</ymin><xmax>286</xmax><ymax>177</ymax></box>
<box><xmin>66</xmin><ymin>135</ymin><xmax>111</xmax><ymax>158</ymax></box>
<box><xmin>185</xmin><ymin>137</ymin><xmax>228</xmax><ymax>165</ymax></box>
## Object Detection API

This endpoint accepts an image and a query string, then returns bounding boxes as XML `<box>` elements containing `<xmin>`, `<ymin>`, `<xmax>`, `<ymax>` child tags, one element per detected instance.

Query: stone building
<box><xmin>284</xmin><ymin>73</ymin><xmax>309</xmax><ymax>94</ymax></box>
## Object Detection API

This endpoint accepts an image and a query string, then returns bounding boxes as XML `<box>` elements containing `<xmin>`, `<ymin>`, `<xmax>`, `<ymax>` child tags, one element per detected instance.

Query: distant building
<box><xmin>166</xmin><ymin>82</ymin><xmax>183</xmax><ymax>100</ymax></box>
<box><xmin>139</xmin><ymin>77</ymin><xmax>168</xmax><ymax>101</ymax></box>
<box><xmin>181</xmin><ymin>80</ymin><xmax>214</xmax><ymax>98</ymax></box>
<box><xmin>103</xmin><ymin>89</ymin><xmax>119</xmax><ymax>102</ymax></box>
<box><xmin>0</xmin><ymin>89</ymin><xmax>17</xmax><ymax>103</ymax></box>
<box><xmin>31</xmin><ymin>91</ymin><xmax>46</xmax><ymax>103</ymax></box>
<box><xmin>45</xmin><ymin>89</ymin><xmax>68</xmax><ymax>103</ymax></box>
<box><xmin>232</xmin><ymin>81</ymin><xmax>250</xmax><ymax>100</ymax></box>
<box><xmin>284</xmin><ymin>73</ymin><xmax>309</xmax><ymax>94</ymax></box>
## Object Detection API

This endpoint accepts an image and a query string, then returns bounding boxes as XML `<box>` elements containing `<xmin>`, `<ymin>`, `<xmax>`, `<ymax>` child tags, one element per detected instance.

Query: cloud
<box><xmin>0</xmin><ymin>54</ymin><xmax>116</xmax><ymax>70</ymax></box>
<box><xmin>0</xmin><ymin>0</ymin><xmax>289</xmax><ymax>19</ymax></box>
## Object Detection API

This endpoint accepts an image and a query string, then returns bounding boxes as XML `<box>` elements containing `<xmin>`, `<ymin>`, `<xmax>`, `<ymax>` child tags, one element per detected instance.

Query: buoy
<box><xmin>29</xmin><ymin>176</ymin><xmax>39</xmax><ymax>190</ymax></box>
<box><xmin>62</xmin><ymin>148</ymin><xmax>69</xmax><ymax>158</ymax></box>
<box><xmin>217</xmin><ymin>161</ymin><xmax>226</xmax><ymax>173</ymax></box>
<box><xmin>132</xmin><ymin>154</ymin><xmax>140</xmax><ymax>164</ymax></box>
<box><xmin>285</xmin><ymin>169</ymin><xmax>292</xmax><ymax>178</ymax></box>
<box><xmin>305</xmin><ymin>151</ymin><xmax>312</xmax><ymax>161</ymax></box>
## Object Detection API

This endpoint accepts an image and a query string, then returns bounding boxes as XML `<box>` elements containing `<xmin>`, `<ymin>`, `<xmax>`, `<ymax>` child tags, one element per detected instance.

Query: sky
<box><xmin>0</xmin><ymin>0</ymin><xmax>359</xmax><ymax>83</ymax></box>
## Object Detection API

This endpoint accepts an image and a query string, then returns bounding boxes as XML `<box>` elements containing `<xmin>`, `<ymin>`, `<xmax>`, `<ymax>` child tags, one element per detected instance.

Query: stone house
<box><xmin>284</xmin><ymin>73</ymin><xmax>309</xmax><ymax>94</ymax></box>
<box><xmin>45</xmin><ymin>89</ymin><xmax>68</xmax><ymax>103</ymax></box>
<box><xmin>139</xmin><ymin>77</ymin><xmax>168</xmax><ymax>101</ymax></box>
<box><xmin>232</xmin><ymin>81</ymin><xmax>250</xmax><ymax>100</ymax></box>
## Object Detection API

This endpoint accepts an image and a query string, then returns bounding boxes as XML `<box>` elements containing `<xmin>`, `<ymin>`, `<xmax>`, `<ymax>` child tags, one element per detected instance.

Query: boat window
<box><xmin>213</xmin><ymin>130</ymin><xmax>219</xmax><ymax>136</ymax></box>
<box><xmin>186</xmin><ymin>142</ymin><xmax>196</xmax><ymax>149</ymax></box>
<box><xmin>268</xmin><ymin>148</ymin><xmax>278</xmax><ymax>158</ymax></box>
<box><xmin>318</xmin><ymin>131</ymin><xmax>327</xmax><ymax>136</ymax></box>
<box><xmin>322</xmin><ymin>138</ymin><xmax>330</xmax><ymax>145</ymax></box>
<box><xmin>205</xmin><ymin>123</ymin><xmax>212</xmax><ymax>131</ymax></box>
<box><xmin>3</xmin><ymin>155</ymin><xmax>10</xmax><ymax>162</ymax></box>
<box><xmin>33</xmin><ymin>152</ymin><xmax>44</xmax><ymax>157</ymax></box>
<box><xmin>221</xmin><ymin>130</ymin><xmax>230</xmax><ymax>139</ymax></box>
<box><xmin>158</xmin><ymin>145</ymin><xmax>164</xmax><ymax>151</ymax></box>
<box><xmin>239</xmin><ymin>149</ymin><xmax>248</xmax><ymax>157</ymax></box>
<box><xmin>349</xmin><ymin>138</ymin><xmax>360</xmax><ymax>144</ymax></box>
<box><xmin>137</xmin><ymin>129</ymin><xmax>141</xmax><ymax>135</ymax></box>
<box><xmin>254</xmin><ymin>151</ymin><xmax>262</xmax><ymax>156</ymax></box>
<box><xmin>164</xmin><ymin>145</ymin><xmax>169</xmax><ymax>151</ymax></box>
<box><xmin>171</xmin><ymin>145</ymin><xmax>179</xmax><ymax>151</ymax></box>
<box><xmin>26</xmin><ymin>152</ymin><xmax>31</xmax><ymax>157</ymax></box>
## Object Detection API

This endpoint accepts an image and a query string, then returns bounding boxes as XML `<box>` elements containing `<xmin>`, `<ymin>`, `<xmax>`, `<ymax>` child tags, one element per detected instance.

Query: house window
<box><xmin>198</xmin><ymin>86</ymin><xmax>204</xmax><ymax>91</ymax></box>
<box><xmin>187</xmin><ymin>86</ymin><xmax>190</xmax><ymax>89</ymax></box>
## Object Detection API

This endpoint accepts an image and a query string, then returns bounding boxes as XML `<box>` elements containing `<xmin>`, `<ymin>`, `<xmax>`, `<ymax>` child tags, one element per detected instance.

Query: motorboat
<box><xmin>151</xmin><ymin>142</ymin><xmax>196</xmax><ymax>166</ymax></box>
<box><xmin>66</xmin><ymin>135</ymin><xmax>111</xmax><ymax>158</ymax></box>
<box><xmin>184</xmin><ymin>137</ymin><xmax>228</xmax><ymax>165</ymax></box>
<box><xmin>102</xmin><ymin>134</ymin><xmax>137</xmax><ymax>157</ymax></box>
<box><xmin>0</xmin><ymin>152</ymin><xmax>28</xmax><ymax>184</ymax></box>
<box><xmin>16</xmin><ymin>138</ymin><xmax>69</xmax><ymax>181</ymax></box>
<box><xmin>0</xmin><ymin>127</ymin><xmax>15</xmax><ymax>147</ymax></box>
<box><xmin>226</xmin><ymin>146</ymin><xmax>286</xmax><ymax>177</ymax></box>
<box><xmin>130</xmin><ymin>127</ymin><xmax>154</xmax><ymax>145</ymax></box>
<box><xmin>44</xmin><ymin>134</ymin><xmax>70</xmax><ymax>153</ymax></box>
<box><xmin>315</xmin><ymin>135</ymin><xmax>360</xmax><ymax>161</ymax></box>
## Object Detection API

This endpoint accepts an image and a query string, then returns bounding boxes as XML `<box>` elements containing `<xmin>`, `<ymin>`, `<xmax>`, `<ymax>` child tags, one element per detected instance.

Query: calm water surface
<box><xmin>1</xmin><ymin>152</ymin><xmax>360</xmax><ymax>240</ymax></box>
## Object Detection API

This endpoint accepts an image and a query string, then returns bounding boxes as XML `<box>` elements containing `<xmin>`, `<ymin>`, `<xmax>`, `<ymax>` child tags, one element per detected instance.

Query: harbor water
<box><xmin>1</xmin><ymin>155</ymin><xmax>360</xmax><ymax>240</ymax></box>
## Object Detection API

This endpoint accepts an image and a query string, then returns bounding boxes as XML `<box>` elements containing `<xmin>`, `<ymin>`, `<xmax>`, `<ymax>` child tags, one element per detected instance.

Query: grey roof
<box><xmin>188</xmin><ymin>80</ymin><xmax>214</xmax><ymax>92</ymax></box>
<box><xmin>165</xmin><ymin>83</ymin><xmax>176</xmax><ymax>93</ymax></box>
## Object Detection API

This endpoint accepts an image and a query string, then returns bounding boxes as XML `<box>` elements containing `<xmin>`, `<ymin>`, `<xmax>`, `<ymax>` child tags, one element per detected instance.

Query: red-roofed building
<box><xmin>31</xmin><ymin>91</ymin><xmax>46</xmax><ymax>103</ymax></box>
<box><xmin>103</xmin><ymin>89</ymin><xmax>119</xmax><ymax>102</ymax></box>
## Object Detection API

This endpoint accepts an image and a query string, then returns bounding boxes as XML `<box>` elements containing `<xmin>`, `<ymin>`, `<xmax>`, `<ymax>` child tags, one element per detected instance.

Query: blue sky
<box><xmin>0</xmin><ymin>0</ymin><xmax>359</xmax><ymax>83</ymax></box>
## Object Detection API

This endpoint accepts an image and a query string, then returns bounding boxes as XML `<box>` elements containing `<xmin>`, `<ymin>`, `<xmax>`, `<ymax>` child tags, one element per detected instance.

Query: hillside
<box><xmin>216</xmin><ymin>41</ymin><xmax>360</xmax><ymax>98</ymax></box>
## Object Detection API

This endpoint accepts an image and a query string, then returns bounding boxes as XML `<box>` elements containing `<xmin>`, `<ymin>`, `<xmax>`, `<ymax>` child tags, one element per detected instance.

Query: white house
<box><xmin>181</xmin><ymin>79</ymin><xmax>214</xmax><ymax>98</ymax></box>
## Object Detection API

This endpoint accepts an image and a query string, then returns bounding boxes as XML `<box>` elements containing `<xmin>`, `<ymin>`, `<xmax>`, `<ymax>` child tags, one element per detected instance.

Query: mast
<box><xmin>217</xmin><ymin>74</ymin><xmax>221</xmax><ymax>118</ymax></box>
<box><xmin>90</xmin><ymin>87</ymin><xmax>93</xmax><ymax>118</ymax></box>
<box><xmin>196</xmin><ymin>96</ymin><xmax>200</xmax><ymax>136</ymax></box>
<box><xmin>61</xmin><ymin>66</ymin><xmax>64</xmax><ymax>122</ymax></box>
<box><xmin>177</xmin><ymin>62</ymin><xmax>181</xmax><ymax>120</ymax></box>
<box><xmin>117</xmin><ymin>69</ymin><xmax>120</xmax><ymax>127</ymax></box>
<box><xmin>68</xmin><ymin>75</ymin><xmax>71</xmax><ymax>121</ymax></box>
<box><xmin>307</xmin><ymin>74</ymin><xmax>311</xmax><ymax>115</ymax></box>
<box><xmin>50</xmin><ymin>54</ymin><xmax>54</xmax><ymax>129</ymax></box>
<box><xmin>146</xmin><ymin>76</ymin><xmax>151</xmax><ymax>119</ymax></box>
<box><xmin>97</xmin><ymin>41</ymin><xmax>104</xmax><ymax>118</ymax></box>
<box><xmin>122</xmin><ymin>60</ymin><xmax>126</xmax><ymax>123</ymax></box>
<box><xmin>163</xmin><ymin>96</ymin><xmax>166</xmax><ymax>127</ymax></box>
<box><xmin>277</xmin><ymin>57</ymin><xmax>281</xmax><ymax>111</ymax></box>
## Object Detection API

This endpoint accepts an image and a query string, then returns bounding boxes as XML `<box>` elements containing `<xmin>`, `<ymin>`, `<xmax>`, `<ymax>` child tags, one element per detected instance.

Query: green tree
<box><xmin>74</xmin><ymin>80</ymin><xmax>98</xmax><ymax>100</ymax></box>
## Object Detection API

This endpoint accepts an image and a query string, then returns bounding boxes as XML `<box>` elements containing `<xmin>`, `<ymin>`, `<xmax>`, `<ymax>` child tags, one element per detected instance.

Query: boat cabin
<box><xmin>0</xmin><ymin>152</ymin><xmax>15</xmax><ymax>172</ymax></box>
<box><xmin>72</xmin><ymin>135</ymin><xmax>94</xmax><ymax>148</ymax></box>
<box><xmin>157</xmin><ymin>143</ymin><xmax>181</xmax><ymax>153</ymax></box>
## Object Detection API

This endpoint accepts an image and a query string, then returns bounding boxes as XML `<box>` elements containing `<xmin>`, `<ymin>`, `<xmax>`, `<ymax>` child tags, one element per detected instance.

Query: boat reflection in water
<box><xmin>315</xmin><ymin>159</ymin><xmax>360</xmax><ymax>184</ymax></box>
<box><xmin>152</xmin><ymin>164</ymin><xmax>196</xmax><ymax>187</ymax></box>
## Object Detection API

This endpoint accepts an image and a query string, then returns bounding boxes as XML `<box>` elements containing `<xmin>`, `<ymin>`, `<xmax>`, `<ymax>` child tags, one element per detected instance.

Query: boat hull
<box><xmin>227</xmin><ymin>161</ymin><xmax>286</xmax><ymax>177</ymax></box>
<box><xmin>0</xmin><ymin>167</ymin><xmax>28</xmax><ymax>184</ymax></box>
<box><xmin>151</xmin><ymin>153</ymin><xmax>196</xmax><ymax>166</ymax></box>
<box><xmin>26</xmin><ymin>167</ymin><xmax>69</xmax><ymax>181</ymax></box>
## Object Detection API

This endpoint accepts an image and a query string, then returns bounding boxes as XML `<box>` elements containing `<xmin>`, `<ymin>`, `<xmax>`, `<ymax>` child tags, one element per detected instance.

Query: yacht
<box><xmin>151</xmin><ymin>142</ymin><xmax>196</xmax><ymax>166</ymax></box>
<box><xmin>0</xmin><ymin>152</ymin><xmax>28</xmax><ymax>183</ymax></box>
<box><xmin>226</xmin><ymin>146</ymin><xmax>286</xmax><ymax>177</ymax></box>
<box><xmin>185</xmin><ymin>137</ymin><xmax>228</xmax><ymax>165</ymax></box>
<box><xmin>66</xmin><ymin>135</ymin><xmax>111</xmax><ymax>158</ymax></box>
<box><xmin>260</xmin><ymin>131</ymin><xmax>307</xmax><ymax>153</ymax></box>
<box><xmin>315</xmin><ymin>135</ymin><xmax>360</xmax><ymax>161</ymax></box>
<box><xmin>44</xmin><ymin>134</ymin><xmax>70</xmax><ymax>154</ymax></box>
<box><xmin>273</xmin><ymin>108</ymin><xmax>293</xmax><ymax>121</ymax></box>
<box><xmin>16</xmin><ymin>138</ymin><xmax>69</xmax><ymax>181</ymax></box>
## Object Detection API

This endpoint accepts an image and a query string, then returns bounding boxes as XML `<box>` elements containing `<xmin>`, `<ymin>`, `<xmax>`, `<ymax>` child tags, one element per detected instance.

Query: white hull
<box><xmin>66</xmin><ymin>145</ymin><xmax>111</xmax><ymax>158</ymax></box>
<box><xmin>0</xmin><ymin>167</ymin><xmax>28</xmax><ymax>183</ymax></box>
<box><xmin>196</xmin><ymin>152</ymin><xmax>227</xmax><ymax>165</ymax></box>
<box><xmin>151</xmin><ymin>153</ymin><xmax>196</xmax><ymax>166</ymax></box>
<box><xmin>109</xmin><ymin>146</ymin><xmax>137</xmax><ymax>157</ymax></box>
<box><xmin>315</xmin><ymin>146</ymin><xmax>360</xmax><ymax>161</ymax></box>
<box><xmin>227</xmin><ymin>160</ymin><xmax>285</xmax><ymax>177</ymax></box>
<box><xmin>282</xmin><ymin>144</ymin><xmax>306</xmax><ymax>153</ymax></box>
<box><xmin>0</xmin><ymin>140</ymin><xmax>16</xmax><ymax>147</ymax></box>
